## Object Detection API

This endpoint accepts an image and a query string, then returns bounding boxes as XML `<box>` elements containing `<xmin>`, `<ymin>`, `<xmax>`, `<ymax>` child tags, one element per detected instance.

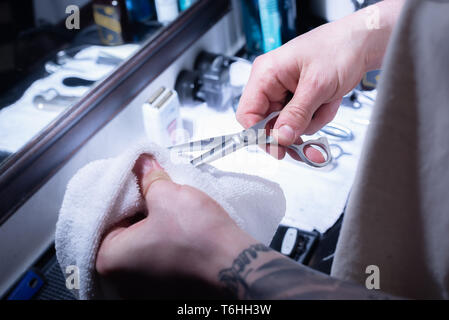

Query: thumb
<box><xmin>273</xmin><ymin>82</ymin><xmax>325</xmax><ymax>146</ymax></box>
<box><xmin>133</xmin><ymin>154</ymin><xmax>172</xmax><ymax>201</ymax></box>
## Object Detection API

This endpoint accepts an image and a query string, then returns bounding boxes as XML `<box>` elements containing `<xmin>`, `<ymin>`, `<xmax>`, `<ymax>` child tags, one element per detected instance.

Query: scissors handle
<box><xmin>287</xmin><ymin>136</ymin><xmax>333</xmax><ymax>168</ymax></box>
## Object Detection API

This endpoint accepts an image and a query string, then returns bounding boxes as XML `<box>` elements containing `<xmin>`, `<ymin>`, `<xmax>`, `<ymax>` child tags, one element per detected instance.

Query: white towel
<box><xmin>55</xmin><ymin>142</ymin><xmax>286</xmax><ymax>299</ymax></box>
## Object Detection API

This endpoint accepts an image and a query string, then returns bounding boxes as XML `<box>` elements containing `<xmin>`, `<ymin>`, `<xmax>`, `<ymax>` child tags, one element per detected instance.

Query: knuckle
<box><xmin>252</xmin><ymin>55</ymin><xmax>266</xmax><ymax>69</ymax></box>
<box><xmin>253</xmin><ymin>53</ymin><xmax>276</xmax><ymax>75</ymax></box>
<box><xmin>303</xmin><ymin>70</ymin><xmax>338</xmax><ymax>99</ymax></box>
<box><xmin>178</xmin><ymin>185</ymin><xmax>211</xmax><ymax>209</ymax></box>
<box><xmin>306</xmin><ymin>72</ymin><xmax>327</xmax><ymax>93</ymax></box>
<box><xmin>284</xmin><ymin>105</ymin><xmax>311</xmax><ymax>126</ymax></box>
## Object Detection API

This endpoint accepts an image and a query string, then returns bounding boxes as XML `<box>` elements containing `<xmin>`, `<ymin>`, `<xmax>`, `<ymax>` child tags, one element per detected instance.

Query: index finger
<box><xmin>235</xmin><ymin>55</ymin><xmax>292</xmax><ymax>128</ymax></box>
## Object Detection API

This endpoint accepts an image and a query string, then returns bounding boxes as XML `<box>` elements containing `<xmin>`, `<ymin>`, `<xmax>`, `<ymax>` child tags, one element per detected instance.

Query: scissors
<box><xmin>319</xmin><ymin>123</ymin><xmax>354</xmax><ymax>141</ymax></box>
<box><xmin>169</xmin><ymin>111</ymin><xmax>333</xmax><ymax>168</ymax></box>
<box><xmin>343</xmin><ymin>88</ymin><xmax>376</xmax><ymax>109</ymax></box>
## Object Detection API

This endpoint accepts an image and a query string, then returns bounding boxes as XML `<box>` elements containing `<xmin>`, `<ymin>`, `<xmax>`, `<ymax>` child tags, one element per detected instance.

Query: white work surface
<box><xmin>179</xmin><ymin>94</ymin><xmax>375</xmax><ymax>233</ymax></box>
<box><xmin>0</xmin><ymin>45</ymin><xmax>138</xmax><ymax>153</ymax></box>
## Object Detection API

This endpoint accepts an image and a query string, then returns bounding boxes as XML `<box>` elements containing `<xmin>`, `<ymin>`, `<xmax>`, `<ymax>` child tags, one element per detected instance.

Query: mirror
<box><xmin>0</xmin><ymin>0</ymin><xmax>199</xmax><ymax>167</ymax></box>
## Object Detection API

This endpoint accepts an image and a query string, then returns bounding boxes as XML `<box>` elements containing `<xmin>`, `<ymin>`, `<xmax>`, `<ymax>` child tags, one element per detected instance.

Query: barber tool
<box><xmin>46</xmin><ymin>50</ymin><xmax>124</xmax><ymax>75</ymax></box>
<box><xmin>142</xmin><ymin>86</ymin><xmax>181</xmax><ymax>147</ymax></box>
<box><xmin>175</xmin><ymin>51</ymin><xmax>242</xmax><ymax>109</ymax></box>
<box><xmin>169</xmin><ymin>111</ymin><xmax>333</xmax><ymax>168</ymax></box>
<box><xmin>270</xmin><ymin>225</ymin><xmax>320</xmax><ymax>264</ymax></box>
<box><xmin>56</xmin><ymin>49</ymin><xmax>124</xmax><ymax>66</ymax></box>
<box><xmin>329</xmin><ymin>144</ymin><xmax>351</xmax><ymax>160</ymax></box>
<box><xmin>310</xmin><ymin>143</ymin><xmax>351</xmax><ymax>172</ymax></box>
<box><xmin>318</xmin><ymin>143</ymin><xmax>352</xmax><ymax>171</ymax></box>
<box><xmin>319</xmin><ymin>123</ymin><xmax>354</xmax><ymax>141</ymax></box>
<box><xmin>44</xmin><ymin>61</ymin><xmax>84</xmax><ymax>74</ymax></box>
<box><xmin>355</xmin><ymin>88</ymin><xmax>375</xmax><ymax>102</ymax></box>
<box><xmin>6</xmin><ymin>269</ymin><xmax>44</xmax><ymax>300</ymax></box>
<box><xmin>342</xmin><ymin>88</ymin><xmax>375</xmax><ymax>109</ymax></box>
<box><xmin>342</xmin><ymin>90</ymin><xmax>362</xmax><ymax>109</ymax></box>
<box><xmin>62</xmin><ymin>77</ymin><xmax>96</xmax><ymax>87</ymax></box>
<box><xmin>33</xmin><ymin>88</ymin><xmax>79</xmax><ymax>111</ymax></box>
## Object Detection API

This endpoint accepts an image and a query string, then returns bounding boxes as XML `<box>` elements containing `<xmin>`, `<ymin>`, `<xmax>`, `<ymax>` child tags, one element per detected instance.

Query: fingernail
<box><xmin>133</xmin><ymin>154</ymin><xmax>153</xmax><ymax>179</ymax></box>
<box><xmin>141</xmin><ymin>156</ymin><xmax>154</xmax><ymax>175</ymax></box>
<box><xmin>150</xmin><ymin>158</ymin><xmax>163</xmax><ymax>171</ymax></box>
<box><xmin>277</xmin><ymin>125</ymin><xmax>295</xmax><ymax>144</ymax></box>
<box><xmin>142</xmin><ymin>158</ymin><xmax>163</xmax><ymax>175</ymax></box>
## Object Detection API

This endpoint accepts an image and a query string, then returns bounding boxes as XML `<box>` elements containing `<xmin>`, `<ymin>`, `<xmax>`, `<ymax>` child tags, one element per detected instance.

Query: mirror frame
<box><xmin>0</xmin><ymin>0</ymin><xmax>231</xmax><ymax>225</ymax></box>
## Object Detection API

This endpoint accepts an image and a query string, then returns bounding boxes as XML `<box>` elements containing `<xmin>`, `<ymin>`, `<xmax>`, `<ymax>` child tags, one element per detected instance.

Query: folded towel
<box><xmin>55</xmin><ymin>142</ymin><xmax>286</xmax><ymax>299</ymax></box>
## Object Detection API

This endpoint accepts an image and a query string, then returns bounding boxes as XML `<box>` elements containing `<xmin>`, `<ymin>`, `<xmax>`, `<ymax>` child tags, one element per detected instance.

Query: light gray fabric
<box><xmin>332</xmin><ymin>0</ymin><xmax>449</xmax><ymax>299</ymax></box>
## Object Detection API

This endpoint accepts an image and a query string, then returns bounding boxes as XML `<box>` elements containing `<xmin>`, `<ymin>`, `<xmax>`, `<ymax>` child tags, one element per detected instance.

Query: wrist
<box><xmin>345</xmin><ymin>0</ymin><xmax>405</xmax><ymax>71</ymax></box>
<box><xmin>189</xmin><ymin>222</ymin><xmax>257</xmax><ymax>290</ymax></box>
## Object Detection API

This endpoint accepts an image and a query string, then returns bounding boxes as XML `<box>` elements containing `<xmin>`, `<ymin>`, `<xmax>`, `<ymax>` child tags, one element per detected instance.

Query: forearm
<box><xmin>338</xmin><ymin>0</ymin><xmax>406</xmax><ymax>71</ymax></box>
<box><xmin>202</xmin><ymin>226</ymin><xmax>396</xmax><ymax>299</ymax></box>
<box><xmin>217</xmin><ymin>243</ymin><xmax>398</xmax><ymax>299</ymax></box>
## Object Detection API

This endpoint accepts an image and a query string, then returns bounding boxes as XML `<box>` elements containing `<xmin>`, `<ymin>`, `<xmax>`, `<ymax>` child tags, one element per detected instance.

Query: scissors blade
<box><xmin>190</xmin><ymin>133</ymin><xmax>246</xmax><ymax>167</ymax></box>
<box><xmin>168</xmin><ymin>133</ymin><xmax>237</xmax><ymax>152</ymax></box>
<box><xmin>187</xmin><ymin>112</ymin><xmax>283</xmax><ymax>166</ymax></box>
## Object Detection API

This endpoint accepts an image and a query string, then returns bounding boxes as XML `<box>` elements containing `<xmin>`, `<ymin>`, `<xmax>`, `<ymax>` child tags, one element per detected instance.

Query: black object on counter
<box><xmin>270</xmin><ymin>225</ymin><xmax>320</xmax><ymax>265</ymax></box>
<box><xmin>175</xmin><ymin>51</ymin><xmax>237</xmax><ymax>109</ymax></box>
<box><xmin>62</xmin><ymin>77</ymin><xmax>96</xmax><ymax>87</ymax></box>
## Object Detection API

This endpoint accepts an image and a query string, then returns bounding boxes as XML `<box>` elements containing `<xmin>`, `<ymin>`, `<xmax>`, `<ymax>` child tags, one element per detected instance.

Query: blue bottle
<box><xmin>179</xmin><ymin>0</ymin><xmax>197</xmax><ymax>11</ymax></box>
<box><xmin>258</xmin><ymin>0</ymin><xmax>282</xmax><ymax>52</ymax></box>
<box><xmin>241</xmin><ymin>0</ymin><xmax>264</xmax><ymax>55</ymax></box>
<box><xmin>241</xmin><ymin>0</ymin><xmax>282</xmax><ymax>55</ymax></box>
<box><xmin>125</xmin><ymin>0</ymin><xmax>155</xmax><ymax>22</ymax></box>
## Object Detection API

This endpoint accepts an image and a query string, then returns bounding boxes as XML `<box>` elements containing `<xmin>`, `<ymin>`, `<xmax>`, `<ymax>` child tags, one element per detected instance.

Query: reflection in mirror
<box><xmin>0</xmin><ymin>0</ymin><xmax>198</xmax><ymax>167</ymax></box>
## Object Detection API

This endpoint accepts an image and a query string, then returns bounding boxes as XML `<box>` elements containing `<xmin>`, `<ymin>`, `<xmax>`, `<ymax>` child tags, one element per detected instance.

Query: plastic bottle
<box><xmin>240</xmin><ymin>0</ymin><xmax>282</xmax><ymax>55</ymax></box>
<box><xmin>258</xmin><ymin>0</ymin><xmax>282</xmax><ymax>52</ymax></box>
<box><xmin>125</xmin><ymin>0</ymin><xmax>156</xmax><ymax>22</ymax></box>
<box><xmin>178</xmin><ymin>0</ymin><xmax>197</xmax><ymax>11</ymax></box>
<box><xmin>92</xmin><ymin>0</ymin><xmax>131</xmax><ymax>45</ymax></box>
<box><xmin>154</xmin><ymin>0</ymin><xmax>179</xmax><ymax>24</ymax></box>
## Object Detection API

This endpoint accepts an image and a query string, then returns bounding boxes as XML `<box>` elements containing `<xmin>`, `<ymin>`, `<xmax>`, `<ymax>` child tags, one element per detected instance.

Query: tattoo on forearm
<box><xmin>218</xmin><ymin>243</ymin><xmax>394</xmax><ymax>300</ymax></box>
<box><xmin>218</xmin><ymin>244</ymin><xmax>271</xmax><ymax>298</ymax></box>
